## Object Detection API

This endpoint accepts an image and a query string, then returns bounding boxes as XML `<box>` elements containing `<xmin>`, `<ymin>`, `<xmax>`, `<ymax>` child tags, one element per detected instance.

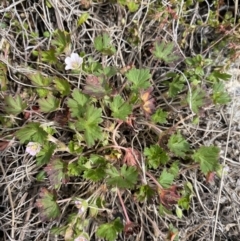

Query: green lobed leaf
<box><xmin>36</xmin><ymin>142</ymin><xmax>56</xmax><ymax>165</ymax></box>
<box><xmin>125</xmin><ymin>68</ymin><xmax>151</xmax><ymax>91</ymax></box>
<box><xmin>136</xmin><ymin>185</ymin><xmax>155</xmax><ymax>202</ymax></box>
<box><xmin>151</xmin><ymin>109</ymin><xmax>168</xmax><ymax>124</ymax></box>
<box><xmin>153</xmin><ymin>42</ymin><xmax>179</xmax><ymax>63</ymax></box>
<box><xmin>27</xmin><ymin>72</ymin><xmax>51</xmax><ymax>87</ymax></box>
<box><xmin>187</xmin><ymin>88</ymin><xmax>205</xmax><ymax>113</ymax></box>
<box><xmin>4</xmin><ymin>95</ymin><xmax>27</xmax><ymax>115</ymax></box>
<box><xmin>16</xmin><ymin>122</ymin><xmax>48</xmax><ymax>144</ymax></box>
<box><xmin>38</xmin><ymin>95</ymin><xmax>60</xmax><ymax>113</ymax></box>
<box><xmin>83</xmin><ymin>167</ymin><xmax>106</xmax><ymax>182</ymax></box>
<box><xmin>52</xmin><ymin>29</ymin><xmax>71</xmax><ymax>53</ymax></box>
<box><xmin>144</xmin><ymin>144</ymin><xmax>169</xmax><ymax>169</ymax></box>
<box><xmin>94</xmin><ymin>33</ymin><xmax>116</xmax><ymax>55</ymax></box>
<box><xmin>67</xmin><ymin>89</ymin><xmax>89</xmax><ymax>117</ymax></box>
<box><xmin>192</xmin><ymin>145</ymin><xmax>220</xmax><ymax>174</ymax></box>
<box><xmin>96</xmin><ymin>218</ymin><xmax>124</xmax><ymax>241</ymax></box>
<box><xmin>106</xmin><ymin>164</ymin><xmax>138</xmax><ymax>189</ymax></box>
<box><xmin>167</xmin><ymin>131</ymin><xmax>190</xmax><ymax>157</ymax></box>
<box><xmin>169</xmin><ymin>161</ymin><xmax>179</xmax><ymax>178</ymax></box>
<box><xmin>35</xmin><ymin>187</ymin><xmax>60</xmax><ymax>220</ymax></box>
<box><xmin>53</xmin><ymin>77</ymin><xmax>70</xmax><ymax>96</ymax></box>
<box><xmin>158</xmin><ymin>169</ymin><xmax>174</xmax><ymax>188</ymax></box>
<box><xmin>109</xmin><ymin>95</ymin><xmax>132</xmax><ymax>120</ymax></box>
<box><xmin>75</xmin><ymin>105</ymin><xmax>103</xmax><ymax>147</ymax></box>
<box><xmin>40</xmin><ymin>48</ymin><xmax>58</xmax><ymax>64</ymax></box>
<box><xmin>168</xmin><ymin>77</ymin><xmax>185</xmax><ymax>97</ymax></box>
<box><xmin>212</xmin><ymin>82</ymin><xmax>231</xmax><ymax>104</ymax></box>
<box><xmin>208</xmin><ymin>70</ymin><xmax>231</xmax><ymax>82</ymax></box>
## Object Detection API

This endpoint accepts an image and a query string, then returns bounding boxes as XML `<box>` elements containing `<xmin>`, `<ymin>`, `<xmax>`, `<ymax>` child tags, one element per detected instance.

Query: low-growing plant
<box><xmin>0</xmin><ymin>0</ymin><xmax>235</xmax><ymax>236</ymax></box>
<box><xmin>3</xmin><ymin>28</ymin><xmax>230</xmax><ymax>241</ymax></box>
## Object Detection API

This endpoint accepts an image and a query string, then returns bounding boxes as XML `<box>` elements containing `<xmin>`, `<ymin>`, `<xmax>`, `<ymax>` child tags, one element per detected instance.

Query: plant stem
<box><xmin>117</xmin><ymin>188</ymin><xmax>131</xmax><ymax>223</ymax></box>
<box><xmin>146</xmin><ymin>171</ymin><xmax>163</xmax><ymax>191</ymax></box>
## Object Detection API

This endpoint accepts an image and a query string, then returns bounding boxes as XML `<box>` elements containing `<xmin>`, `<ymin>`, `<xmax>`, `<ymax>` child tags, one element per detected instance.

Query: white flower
<box><xmin>65</xmin><ymin>53</ymin><xmax>83</xmax><ymax>70</ymax></box>
<box><xmin>26</xmin><ymin>142</ymin><xmax>41</xmax><ymax>156</ymax></box>
<box><xmin>74</xmin><ymin>236</ymin><xmax>88</xmax><ymax>241</ymax></box>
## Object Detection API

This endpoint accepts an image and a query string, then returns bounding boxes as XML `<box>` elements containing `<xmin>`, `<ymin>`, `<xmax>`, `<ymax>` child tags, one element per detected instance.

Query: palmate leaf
<box><xmin>52</xmin><ymin>29</ymin><xmax>71</xmax><ymax>53</ymax></box>
<box><xmin>35</xmin><ymin>188</ymin><xmax>60</xmax><ymax>221</ymax></box>
<box><xmin>96</xmin><ymin>218</ymin><xmax>123</xmax><ymax>241</ymax></box>
<box><xmin>27</xmin><ymin>72</ymin><xmax>52</xmax><ymax>87</ymax></box>
<box><xmin>153</xmin><ymin>42</ymin><xmax>179</xmax><ymax>63</ymax></box>
<box><xmin>106</xmin><ymin>164</ymin><xmax>138</xmax><ymax>189</ymax></box>
<box><xmin>158</xmin><ymin>169</ymin><xmax>174</xmax><ymax>188</ymax></box>
<box><xmin>151</xmin><ymin>108</ymin><xmax>168</xmax><ymax>124</ymax></box>
<box><xmin>109</xmin><ymin>95</ymin><xmax>132</xmax><ymax>120</ymax></box>
<box><xmin>212</xmin><ymin>82</ymin><xmax>231</xmax><ymax>104</ymax></box>
<box><xmin>36</xmin><ymin>142</ymin><xmax>56</xmax><ymax>165</ymax></box>
<box><xmin>83</xmin><ymin>75</ymin><xmax>107</xmax><ymax>98</ymax></box>
<box><xmin>75</xmin><ymin>105</ymin><xmax>102</xmax><ymax>147</ymax></box>
<box><xmin>125</xmin><ymin>68</ymin><xmax>151</xmax><ymax>91</ymax></box>
<box><xmin>167</xmin><ymin>131</ymin><xmax>190</xmax><ymax>157</ymax></box>
<box><xmin>192</xmin><ymin>145</ymin><xmax>220</xmax><ymax>174</ymax></box>
<box><xmin>53</xmin><ymin>77</ymin><xmax>70</xmax><ymax>96</ymax></box>
<box><xmin>38</xmin><ymin>95</ymin><xmax>60</xmax><ymax>113</ymax></box>
<box><xmin>67</xmin><ymin>89</ymin><xmax>89</xmax><ymax>117</ymax></box>
<box><xmin>144</xmin><ymin>145</ymin><xmax>169</xmax><ymax>169</ymax></box>
<box><xmin>44</xmin><ymin>158</ymin><xmax>68</xmax><ymax>189</ymax></box>
<box><xmin>187</xmin><ymin>88</ymin><xmax>205</xmax><ymax>113</ymax></box>
<box><xmin>16</xmin><ymin>122</ymin><xmax>48</xmax><ymax>145</ymax></box>
<box><xmin>4</xmin><ymin>95</ymin><xmax>27</xmax><ymax>115</ymax></box>
<box><xmin>94</xmin><ymin>33</ymin><xmax>116</xmax><ymax>55</ymax></box>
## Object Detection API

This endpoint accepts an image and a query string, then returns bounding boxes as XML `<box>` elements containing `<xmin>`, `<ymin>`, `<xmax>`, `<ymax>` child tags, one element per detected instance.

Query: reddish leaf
<box><xmin>206</xmin><ymin>171</ymin><xmax>215</xmax><ymax>183</ymax></box>
<box><xmin>82</xmin><ymin>75</ymin><xmax>106</xmax><ymax>97</ymax></box>
<box><xmin>35</xmin><ymin>188</ymin><xmax>60</xmax><ymax>221</ymax></box>
<box><xmin>158</xmin><ymin>185</ymin><xmax>180</xmax><ymax>208</ymax></box>
<box><xmin>0</xmin><ymin>141</ymin><xmax>9</xmax><ymax>151</ymax></box>
<box><xmin>122</xmin><ymin>148</ymin><xmax>141</xmax><ymax>166</ymax></box>
<box><xmin>140</xmin><ymin>87</ymin><xmax>155</xmax><ymax>116</ymax></box>
<box><xmin>44</xmin><ymin>158</ymin><xmax>68</xmax><ymax>189</ymax></box>
<box><xmin>53</xmin><ymin>108</ymin><xmax>70</xmax><ymax>126</ymax></box>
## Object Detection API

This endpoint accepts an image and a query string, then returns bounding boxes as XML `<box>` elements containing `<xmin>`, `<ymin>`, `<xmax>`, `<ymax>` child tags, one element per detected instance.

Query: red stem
<box><xmin>117</xmin><ymin>188</ymin><xmax>131</xmax><ymax>223</ymax></box>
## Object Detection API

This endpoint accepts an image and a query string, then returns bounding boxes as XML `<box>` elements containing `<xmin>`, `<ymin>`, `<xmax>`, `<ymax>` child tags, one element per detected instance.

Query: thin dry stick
<box><xmin>0</xmin><ymin>160</ymin><xmax>15</xmax><ymax>239</ymax></box>
<box><xmin>212</xmin><ymin>81</ymin><xmax>235</xmax><ymax>241</ymax></box>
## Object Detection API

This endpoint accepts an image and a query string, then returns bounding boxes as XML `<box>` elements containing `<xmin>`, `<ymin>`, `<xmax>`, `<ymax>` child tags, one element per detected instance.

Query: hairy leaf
<box><xmin>192</xmin><ymin>145</ymin><xmax>220</xmax><ymax>174</ymax></box>
<box><xmin>36</xmin><ymin>142</ymin><xmax>56</xmax><ymax>165</ymax></box>
<box><xmin>158</xmin><ymin>169</ymin><xmax>174</xmax><ymax>188</ymax></box>
<box><xmin>4</xmin><ymin>95</ymin><xmax>27</xmax><ymax>115</ymax></box>
<box><xmin>35</xmin><ymin>188</ymin><xmax>60</xmax><ymax>220</ymax></box>
<box><xmin>167</xmin><ymin>131</ymin><xmax>190</xmax><ymax>157</ymax></box>
<box><xmin>151</xmin><ymin>109</ymin><xmax>168</xmax><ymax>124</ymax></box>
<box><xmin>44</xmin><ymin>158</ymin><xmax>68</xmax><ymax>189</ymax></box>
<box><xmin>144</xmin><ymin>145</ymin><xmax>169</xmax><ymax>169</ymax></box>
<box><xmin>109</xmin><ymin>95</ymin><xmax>132</xmax><ymax>120</ymax></box>
<box><xmin>38</xmin><ymin>95</ymin><xmax>60</xmax><ymax>113</ymax></box>
<box><xmin>106</xmin><ymin>164</ymin><xmax>138</xmax><ymax>189</ymax></box>
<box><xmin>75</xmin><ymin>105</ymin><xmax>103</xmax><ymax>147</ymax></box>
<box><xmin>67</xmin><ymin>89</ymin><xmax>89</xmax><ymax>117</ymax></box>
<box><xmin>125</xmin><ymin>68</ymin><xmax>151</xmax><ymax>91</ymax></box>
<box><xmin>96</xmin><ymin>218</ymin><xmax>123</xmax><ymax>241</ymax></box>
<box><xmin>16</xmin><ymin>122</ymin><xmax>48</xmax><ymax>144</ymax></box>
<box><xmin>153</xmin><ymin>42</ymin><xmax>179</xmax><ymax>63</ymax></box>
